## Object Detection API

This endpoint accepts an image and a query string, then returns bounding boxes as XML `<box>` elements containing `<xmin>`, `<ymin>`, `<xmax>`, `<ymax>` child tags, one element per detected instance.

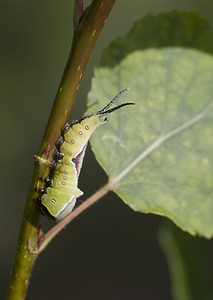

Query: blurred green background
<box><xmin>1</xmin><ymin>1</ymin><xmax>213</xmax><ymax>299</ymax></box>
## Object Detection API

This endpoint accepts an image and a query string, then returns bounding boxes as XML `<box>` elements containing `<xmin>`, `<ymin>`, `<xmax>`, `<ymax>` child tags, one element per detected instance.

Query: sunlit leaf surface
<box><xmin>88</xmin><ymin>48</ymin><xmax>213</xmax><ymax>237</ymax></box>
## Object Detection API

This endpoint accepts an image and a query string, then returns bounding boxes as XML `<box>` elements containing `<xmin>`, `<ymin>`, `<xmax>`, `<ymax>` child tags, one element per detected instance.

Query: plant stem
<box><xmin>7</xmin><ymin>1</ymin><xmax>116</xmax><ymax>299</ymax></box>
<box><xmin>40</xmin><ymin>0</ymin><xmax>117</xmax><ymax>159</ymax></box>
<box><xmin>39</xmin><ymin>180</ymin><xmax>113</xmax><ymax>253</ymax></box>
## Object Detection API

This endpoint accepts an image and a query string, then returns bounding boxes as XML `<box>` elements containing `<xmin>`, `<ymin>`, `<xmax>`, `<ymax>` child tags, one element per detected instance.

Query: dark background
<box><xmin>1</xmin><ymin>1</ymin><xmax>213</xmax><ymax>299</ymax></box>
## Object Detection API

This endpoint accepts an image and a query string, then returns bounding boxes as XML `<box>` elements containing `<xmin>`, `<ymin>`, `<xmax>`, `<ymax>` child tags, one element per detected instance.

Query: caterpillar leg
<box><xmin>36</xmin><ymin>187</ymin><xmax>45</xmax><ymax>192</ymax></box>
<box><xmin>34</xmin><ymin>155</ymin><xmax>57</xmax><ymax>171</ymax></box>
<box><xmin>34</xmin><ymin>155</ymin><xmax>52</xmax><ymax>166</ymax></box>
<box><xmin>40</xmin><ymin>176</ymin><xmax>50</xmax><ymax>183</ymax></box>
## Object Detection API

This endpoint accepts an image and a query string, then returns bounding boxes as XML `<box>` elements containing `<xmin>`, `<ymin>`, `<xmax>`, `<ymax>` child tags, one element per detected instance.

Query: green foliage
<box><xmin>101</xmin><ymin>11</ymin><xmax>213</xmax><ymax>67</ymax></box>
<box><xmin>159</xmin><ymin>223</ymin><xmax>213</xmax><ymax>300</ymax></box>
<box><xmin>88</xmin><ymin>12</ymin><xmax>213</xmax><ymax>238</ymax></box>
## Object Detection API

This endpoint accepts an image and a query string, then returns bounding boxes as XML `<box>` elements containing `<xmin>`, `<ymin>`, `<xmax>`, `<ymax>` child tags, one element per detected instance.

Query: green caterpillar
<box><xmin>39</xmin><ymin>89</ymin><xmax>135</xmax><ymax>221</ymax></box>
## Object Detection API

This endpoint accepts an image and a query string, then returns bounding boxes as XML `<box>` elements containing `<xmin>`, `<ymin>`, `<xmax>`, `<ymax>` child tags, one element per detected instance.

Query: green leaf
<box><xmin>159</xmin><ymin>224</ymin><xmax>191</xmax><ymax>300</ymax></box>
<box><xmin>159</xmin><ymin>223</ymin><xmax>213</xmax><ymax>300</ymax></box>
<box><xmin>101</xmin><ymin>11</ymin><xmax>213</xmax><ymax>67</ymax></box>
<box><xmin>88</xmin><ymin>48</ymin><xmax>213</xmax><ymax>238</ymax></box>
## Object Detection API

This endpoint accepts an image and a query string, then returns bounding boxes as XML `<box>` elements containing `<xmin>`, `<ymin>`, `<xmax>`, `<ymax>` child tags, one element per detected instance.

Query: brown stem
<box><xmin>39</xmin><ymin>0</ymin><xmax>117</xmax><ymax>160</ymax></box>
<box><xmin>39</xmin><ymin>180</ymin><xmax>113</xmax><ymax>253</ymax></box>
<box><xmin>7</xmin><ymin>1</ymin><xmax>116</xmax><ymax>299</ymax></box>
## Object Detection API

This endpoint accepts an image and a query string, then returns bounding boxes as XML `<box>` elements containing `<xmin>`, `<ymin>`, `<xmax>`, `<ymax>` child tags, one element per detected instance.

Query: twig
<box><xmin>7</xmin><ymin>1</ymin><xmax>116</xmax><ymax>299</ymax></box>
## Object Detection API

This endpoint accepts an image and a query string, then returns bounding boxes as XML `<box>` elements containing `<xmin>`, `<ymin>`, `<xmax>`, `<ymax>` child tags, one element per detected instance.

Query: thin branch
<box><xmin>40</xmin><ymin>0</ymin><xmax>117</xmax><ymax>160</ymax></box>
<box><xmin>39</xmin><ymin>181</ymin><xmax>112</xmax><ymax>253</ymax></box>
<box><xmin>7</xmin><ymin>1</ymin><xmax>116</xmax><ymax>300</ymax></box>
